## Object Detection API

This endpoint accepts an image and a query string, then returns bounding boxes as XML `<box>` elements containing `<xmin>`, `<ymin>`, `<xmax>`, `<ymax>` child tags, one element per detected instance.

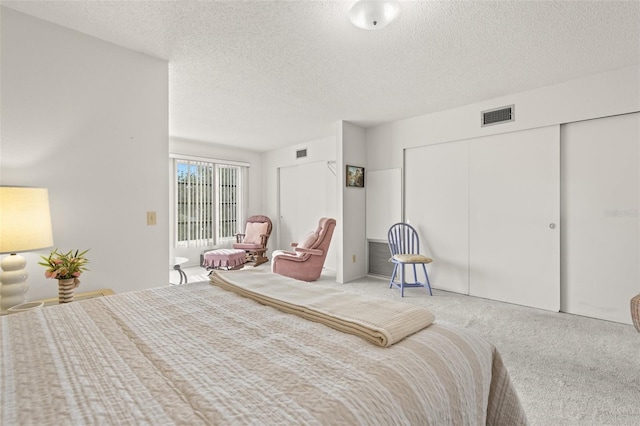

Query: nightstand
<box><xmin>35</xmin><ymin>288</ymin><xmax>115</xmax><ymax>307</ymax></box>
<box><xmin>6</xmin><ymin>301</ymin><xmax>44</xmax><ymax>314</ymax></box>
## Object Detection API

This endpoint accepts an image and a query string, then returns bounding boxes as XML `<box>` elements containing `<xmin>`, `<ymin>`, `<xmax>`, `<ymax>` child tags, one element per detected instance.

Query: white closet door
<box><xmin>297</xmin><ymin>161</ymin><xmax>327</xmax><ymax>236</ymax></box>
<box><xmin>469</xmin><ymin>126</ymin><xmax>560</xmax><ymax>311</ymax></box>
<box><xmin>405</xmin><ymin>141</ymin><xmax>469</xmax><ymax>294</ymax></box>
<box><xmin>561</xmin><ymin>113</ymin><xmax>639</xmax><ymax>324</ymax></box>
<box><xmin>278</xmin><ymin>166</ymin><xmax>298</xmax><ymax>250</ymax></box>
<box><xmin>278</xmin><ymin>161</ymin><xmax>327</xmax><ymax>250</ymax></box>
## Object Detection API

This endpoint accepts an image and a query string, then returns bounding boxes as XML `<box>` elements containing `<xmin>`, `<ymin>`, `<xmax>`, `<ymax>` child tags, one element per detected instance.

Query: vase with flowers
<box><xmin>39</xmin><ymin>249</ymin><xmax>89</xmax><ymax>303</ymax></box>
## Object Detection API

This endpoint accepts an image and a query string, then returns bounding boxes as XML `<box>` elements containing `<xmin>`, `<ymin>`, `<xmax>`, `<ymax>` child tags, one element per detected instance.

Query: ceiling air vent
<box><xmin>296</xmin><ymin>148</ymin><xmax>308</xmax><ymax>159</ymax></box>
<box><xmin>481</xmin><ymin>105</ymin><xmax>514</xmax><ymax>127</ymax></box>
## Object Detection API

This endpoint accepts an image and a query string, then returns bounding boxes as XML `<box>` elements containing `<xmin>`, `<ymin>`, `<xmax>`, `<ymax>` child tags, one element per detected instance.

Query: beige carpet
<box><xmin>181</xmin><ymin>266</ymin><xmax>640</xmax><ymax>426</ymax></box>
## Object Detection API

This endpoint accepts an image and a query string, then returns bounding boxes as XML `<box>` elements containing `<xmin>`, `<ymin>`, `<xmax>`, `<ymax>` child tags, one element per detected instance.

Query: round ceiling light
<box><xmin>349</xmin><ymin>0</ymin><xmax>400</xmax><ymax>30</ymax></box>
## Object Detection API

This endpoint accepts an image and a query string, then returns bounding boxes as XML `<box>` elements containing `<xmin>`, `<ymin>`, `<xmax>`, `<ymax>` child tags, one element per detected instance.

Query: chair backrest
<box><xmin>272</xmin><ymin>218</ymin><xmax>336</xmax><ymax>282</ymax></box>
<box><xmin>241</xmin><ymin>215</ymin><xmax>272</xmax><ymax>246</ymax></box>
<box><xmin>388</xmin><ymin>223</ymin><xmax>421</xmax><ymax>256</ymax></box>
<box><xmin>298</xmin><ymin>217</ymin><xmax>336</xmax><ymax>257</ymax></box>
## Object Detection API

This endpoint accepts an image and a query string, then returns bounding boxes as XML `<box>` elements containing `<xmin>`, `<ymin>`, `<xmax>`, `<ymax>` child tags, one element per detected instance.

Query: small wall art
<box><xmin>346</xmin><ymin>165</ymin><xmax>365</xmax><ymax>188</ymax></box>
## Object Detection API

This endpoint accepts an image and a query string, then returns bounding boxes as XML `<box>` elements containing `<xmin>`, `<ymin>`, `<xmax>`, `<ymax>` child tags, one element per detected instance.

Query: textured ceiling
<box><xmin>3</xmin><ymin>0</ymin><xmax>640</xmax><ymax>152</ymax></box>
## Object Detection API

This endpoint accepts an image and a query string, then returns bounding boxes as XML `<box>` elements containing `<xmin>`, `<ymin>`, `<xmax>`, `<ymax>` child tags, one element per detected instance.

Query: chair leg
<box><xmin>422</xmin><ymin>264</ymin><xmax>433</xmax><ymax>296</ymax></box>
<box><xmin>389</xmin><ymin>260</ymin><xmax>434</xmax><ymax>297</ymax></box>
<box><xmin>389</xmin><ymin>264</ymin><xmax>398</xmax><ymax>289</ymax></box>
<box><xmin>254</xmin><ymin>254</ymin><xmax>268</xmax><ymax>267</ymax></box>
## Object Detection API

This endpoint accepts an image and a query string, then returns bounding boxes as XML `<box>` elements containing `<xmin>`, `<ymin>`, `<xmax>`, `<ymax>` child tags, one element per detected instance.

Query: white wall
<box><xmin>339</xmin><ymin>121</ymin><xmax>367</xmax><ymax>283</ymax></box>
<box><xmin>263</xmin><ymin>135</ymin><xmax>336</xmax><ymax>245</ymax></box>
<box><xmin>365</xmin><ymin>168</ymin><xmax>402</xmax><ymax>241</ymax></box>
<box><xmin>0</xmin><ymin>8</ymin><xmax>169</xmax><ymax>300</ymax></box>
<box><xmin>168</xmin><ymin>137</ymin><xmax>263</xmax><ymax>266</ymax></box>
<box><xmin>367</xmin><ymin>65</ymin><xmax>640</xmax><ymax>169</ymax></box>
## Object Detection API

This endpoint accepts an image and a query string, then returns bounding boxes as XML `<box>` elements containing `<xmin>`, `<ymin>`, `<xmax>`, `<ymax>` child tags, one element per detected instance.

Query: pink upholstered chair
<box><xmin>271</xmin><ymin>218</ymin><xmax>336</xmax><ymax>282</ymax></box>
<box><xmin>233</xmin><ymin>215</ymin><xmax>272</xmax><ymax>266</ymax></box>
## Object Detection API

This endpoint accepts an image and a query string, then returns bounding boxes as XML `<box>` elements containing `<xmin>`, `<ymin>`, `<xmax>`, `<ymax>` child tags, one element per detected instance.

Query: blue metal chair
<box><xmin>387</xmin><ymin>223</ymin><xmax>433</xmax><ymax>297</ymax></box>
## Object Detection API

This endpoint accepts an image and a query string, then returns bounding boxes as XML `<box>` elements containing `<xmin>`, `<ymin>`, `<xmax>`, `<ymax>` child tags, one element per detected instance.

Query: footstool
<box><xmin>202</xmin><ymin>249</ymin><xmax>246</xmax><ymax>270</ymax></box>
<box><xmin>631</xmin><ymin>294</ymin><xmax>640</xmax><ymax>332</ymax></box>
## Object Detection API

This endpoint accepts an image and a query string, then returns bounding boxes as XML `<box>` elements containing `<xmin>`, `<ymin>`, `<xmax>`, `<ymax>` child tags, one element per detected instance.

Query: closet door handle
<box><xmin>549</xmin><ymin>223</ymin><xmax>556</xmax><ymax>229</ymax></box>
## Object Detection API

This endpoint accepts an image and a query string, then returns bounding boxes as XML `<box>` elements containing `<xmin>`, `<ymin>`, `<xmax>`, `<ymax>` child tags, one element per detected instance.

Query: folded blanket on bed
<box><xmin>210</xmin><ymin>270</ymin><xmax>435</xmax><ymax>347</ymax></box>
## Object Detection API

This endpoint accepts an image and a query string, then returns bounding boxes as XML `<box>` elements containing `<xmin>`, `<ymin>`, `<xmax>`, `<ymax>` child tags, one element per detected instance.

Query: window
<box><xmin>174</xmin><ymin>157</ymin><xmax>246</xmax><ymax>248</ymax></box>
<box><xmin>217</xmin><ymin>165</ymin><xmax>240</xmax><ymax>239</ymax></box>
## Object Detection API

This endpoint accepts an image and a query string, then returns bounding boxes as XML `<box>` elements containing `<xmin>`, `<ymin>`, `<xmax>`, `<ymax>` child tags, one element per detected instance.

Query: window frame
<box><xmin>171</xmin><ymin>154</ymin><xmax>248</xmax><ymax>249</ymax></box>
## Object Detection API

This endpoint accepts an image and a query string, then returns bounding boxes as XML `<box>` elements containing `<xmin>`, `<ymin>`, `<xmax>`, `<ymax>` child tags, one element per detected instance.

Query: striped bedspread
<box><xmin>0</xmin><ymin>278</ymin><xmax>527</xmax><ymax>425</ymax></box>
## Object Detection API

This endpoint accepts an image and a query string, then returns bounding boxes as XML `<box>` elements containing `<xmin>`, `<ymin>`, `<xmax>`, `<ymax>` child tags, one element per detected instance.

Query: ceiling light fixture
<box><xmin>349</xmin><ymin>0</ymin><xmax>400</xmax><ymax>30</ymax></box>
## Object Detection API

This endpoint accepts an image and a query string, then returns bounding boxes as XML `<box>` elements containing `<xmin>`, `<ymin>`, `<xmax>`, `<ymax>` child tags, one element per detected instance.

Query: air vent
<box><xmin>481</xmin><ymin>105</ymin><xmax>514</xmax><ymax>127</ymax></box>
<box><xmin>368</xmin><ymin>241</ymin><xmax>394</xmax><ymax>277</ymax></box>
<box><xmin>296</xmin><ymin>148</ymin><xmax>308</xmax><ymax>159</ymax></box>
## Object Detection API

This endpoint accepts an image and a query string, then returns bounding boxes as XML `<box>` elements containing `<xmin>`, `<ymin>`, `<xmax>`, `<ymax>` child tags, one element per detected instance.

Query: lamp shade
<box><xmin>349</xmin><ymin>0</ymin><xmax>400</xmax><ymax>30</ymax></box>
<box><xmin>0</xmin><ymin>186</ymin><xmax>54</xmax><ymax>254</ymax></box>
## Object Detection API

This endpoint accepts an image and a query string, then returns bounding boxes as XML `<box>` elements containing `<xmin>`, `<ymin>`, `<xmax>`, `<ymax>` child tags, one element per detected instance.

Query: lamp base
<box><xmin>0</xmin><ymin>254</ymin><xmax>29</xmax><ymax>314</ymax></box>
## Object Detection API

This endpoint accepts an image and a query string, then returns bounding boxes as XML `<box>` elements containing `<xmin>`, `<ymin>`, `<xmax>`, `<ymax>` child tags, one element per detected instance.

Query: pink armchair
<box><xmin>271</xmin><ymin>218</ymin><xmax>336</xmax><ymax>282</ymax></box>
<box><xmin>233</xmin><ymin>215</ymin><xmax>272</xmax><ymax>266</ymax></box>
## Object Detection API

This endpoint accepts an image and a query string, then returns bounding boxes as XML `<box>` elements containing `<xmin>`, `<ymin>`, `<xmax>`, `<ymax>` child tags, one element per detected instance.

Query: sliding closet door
<box><xmin>469</xmin><ymin>126</ymin><xmax>560</xmax><ymax>311</ymax></box>
<box><xmin>405</xmin><ymin>141</ymin><xmax>469</xmax><ymax>294</ymax></box>
<box><xmin>278</xmin><ymin>161</ymin><xmax>328</xmax><ymax>249</ymax></box>
<box><xmin>561</xmin><ymin>113</ymin><xmax>639</xmax><ymax>324</ymax></box>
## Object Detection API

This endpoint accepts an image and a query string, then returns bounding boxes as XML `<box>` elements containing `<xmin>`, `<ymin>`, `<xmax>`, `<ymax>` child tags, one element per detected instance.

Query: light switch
<box><xmin>147</xmin><ymin>211</ymin><xmax>157</xmax><ymax>226</ymax></box>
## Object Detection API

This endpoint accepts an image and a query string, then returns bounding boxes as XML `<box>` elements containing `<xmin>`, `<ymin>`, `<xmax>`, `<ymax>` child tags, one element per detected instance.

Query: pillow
<box><xmin>392</xmin><ymin>254</ymin><xmax>433</xmax><ymax>264</ymax></box>
<box><xmin>243</xmin><ymin>222</ymin><xmax>269</xmax><ymax>245</ymax></box>
<box><xmin>297</xmin><ymin>232</ymin><xmax>319</xmax><ymax>249</ymax></box>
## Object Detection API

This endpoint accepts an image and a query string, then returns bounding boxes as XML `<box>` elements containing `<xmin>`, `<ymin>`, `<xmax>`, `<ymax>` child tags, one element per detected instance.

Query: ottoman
<box><xmin>632</xmin><ymin>294</ymin><xmax>640</xmax><ymax>332</ymax></box>
<box><xmin>202</xmin><ymin>249</ymin><xmax>246</xmax><ymax>270</ymax></box>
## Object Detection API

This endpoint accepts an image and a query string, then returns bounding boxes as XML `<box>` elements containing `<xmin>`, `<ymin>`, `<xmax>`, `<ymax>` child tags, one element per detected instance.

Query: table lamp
<box><xmin>0</xmin><ymin>186</ymin><xmax>54</xmax><ymax>313</ymax></box>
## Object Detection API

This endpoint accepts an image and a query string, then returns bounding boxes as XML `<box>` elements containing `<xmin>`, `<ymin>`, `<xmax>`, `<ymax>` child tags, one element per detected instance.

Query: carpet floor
<box><xmin>181</xmin><ymin>266</ymin><xmax>640</xmax><ymax>425</ymax></box>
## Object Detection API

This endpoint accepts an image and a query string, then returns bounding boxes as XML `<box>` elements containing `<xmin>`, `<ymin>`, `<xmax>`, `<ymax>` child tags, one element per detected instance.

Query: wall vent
<box><xmin>481</xmin><ymin>105</ymin><xmax>514</xmax><ymax>127</ymax></box>
<box><xmin>296</xmin><ymin>148</ymin><xmax>308</xmax><ymax>159</ymax></box>
<box><xmin>368</xmin><ymin>241</ymin><xmax>394</xmax><ymax>278</ymax></box>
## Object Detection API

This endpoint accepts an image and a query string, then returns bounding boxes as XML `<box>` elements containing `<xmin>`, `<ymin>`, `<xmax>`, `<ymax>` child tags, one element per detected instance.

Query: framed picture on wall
<box><xmin>346</xmin><ymin>165</ymin><xmax>365</xmax><ymax>188</ymax></box>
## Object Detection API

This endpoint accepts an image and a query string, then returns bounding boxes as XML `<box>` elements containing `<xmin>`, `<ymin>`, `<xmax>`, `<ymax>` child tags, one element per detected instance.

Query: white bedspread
<box><xmin>210</xmin><ymin>269</ymin><xmax>435</xmax><ymax>347</ymax></box>
<box><xmin>1</xmin><ymin>278</ymin><xmax>527</xmax><ymax>425</ymax></box>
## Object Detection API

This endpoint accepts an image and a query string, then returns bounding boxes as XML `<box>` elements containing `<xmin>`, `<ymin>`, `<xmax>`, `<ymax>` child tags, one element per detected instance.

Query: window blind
<box><xmin>175</xmin><ymin>159</ymin><xmax>245</xmax><ymax>248</ymax></box>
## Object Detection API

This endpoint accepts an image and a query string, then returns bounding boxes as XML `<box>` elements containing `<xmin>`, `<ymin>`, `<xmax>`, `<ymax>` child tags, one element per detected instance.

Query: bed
<box><xmin>1</xmin><ymin>269</ymin><xmax>527</xmax><ymax>425</ymax></box>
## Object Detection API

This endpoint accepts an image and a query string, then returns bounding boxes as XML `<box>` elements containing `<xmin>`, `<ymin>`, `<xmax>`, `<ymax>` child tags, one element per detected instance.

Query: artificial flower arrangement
<box><xmin>39</xmin><ymin>249</ymin><xmax>90</xmax><ymax>287</ymax></box>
